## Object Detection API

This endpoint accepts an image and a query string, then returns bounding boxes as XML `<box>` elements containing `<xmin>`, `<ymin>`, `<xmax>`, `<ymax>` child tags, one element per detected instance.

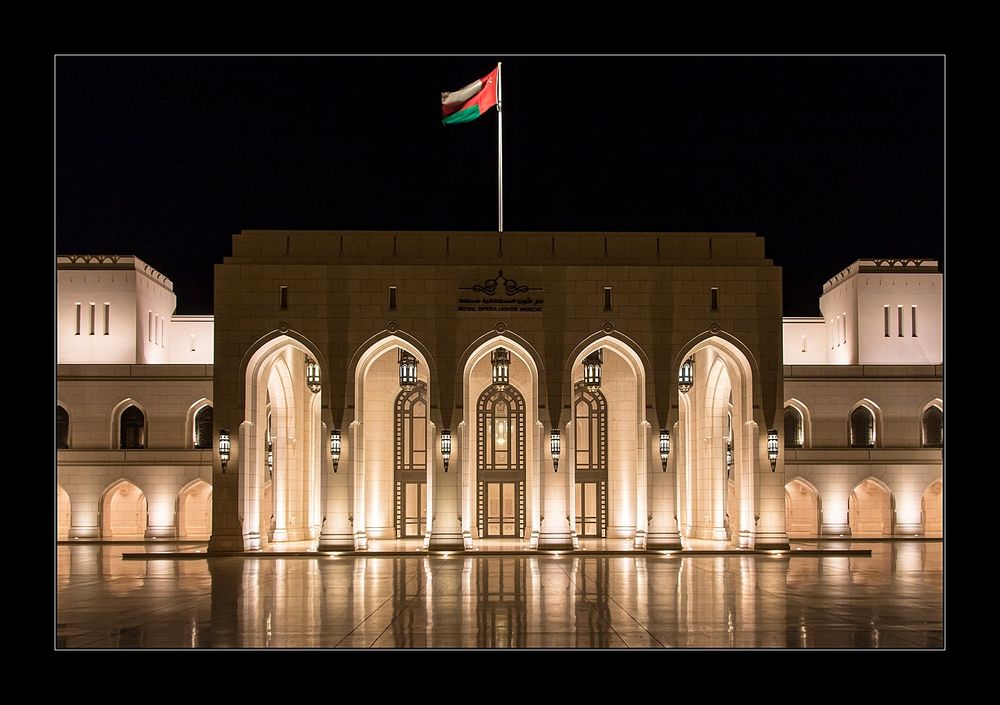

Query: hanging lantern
<box><xmin>767</xmin><ymin>429</ymin><xmax>779</xmax><ymax>472</ymax></box>
<box><xmin>678</xmin><ymin>357</ymin><xmax>694</xmax><ymax>394</ymax></box>
<box><xmin>441</xmin><ymin>429</ymin><xmax>452</xmax><ymax>472</ymax></box>
<box><xmin>583</xmin><ymin>349</ymin><xmax>603</xmax><ymax>392</ymax></box>
<box><xmin>267</xmin><ymin>439</ymin><xmax>273</xmax><ymax>478</ymax></box>
<box><xmin>398</xmin><ymin>349</ymin><xmax>418</xmax><ymax>389</ymax></box>
<box><xmin>491</xmin><ymin>347</ymin><xmax>510</xmax><ymax>388</ymax></box>
<box><xmin>726</xmin><ymin>440</ymin><xmax>733</xmax><ymax>478</ymax></box>
<box><xmin>659</xmin><ymin>429</ymin><xmax>670</xmax><ymax>471</ymax></box>
<box><xmin>218</xmin><ymin>429</ymin><xmax>231</xmax><ymax>473</ymax></box>
<box><xmin>330</xmin><ymin>428</ymin><xmax>341</xmax><ymax>472</ymax></box>
<box><xmin>550</xmin><ymin>429</ymin><xmax>561</xmax><ymax>472</ymax></box>
<box><xmin>305</xmin><ymin>356</ymin><xmax>321</xmax><ymax>393</ymax></box>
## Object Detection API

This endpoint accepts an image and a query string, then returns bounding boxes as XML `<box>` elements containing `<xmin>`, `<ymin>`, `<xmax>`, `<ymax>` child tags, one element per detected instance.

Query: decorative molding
<box><xmin>462</xmin><ymin>270</ymin><xmax>541</xmax><ymax>296</ymax></box>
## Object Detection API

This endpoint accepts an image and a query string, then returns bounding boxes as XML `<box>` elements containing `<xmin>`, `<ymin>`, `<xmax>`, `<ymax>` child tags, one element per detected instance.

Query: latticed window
<box><xmin>395</xmin><ymin>382</ymin><xmax>427</xmax><ymax>538</ymax></box>
<box><xmin>477</xmin><ymin>384</ymin><xmax>526</xmax><ymax>538</ymax></box>
<box><xmin>194</xmin><ymin>405</ymin><xmax>213</xmax><ymax>449</ymax></box>
<box><xmin>574</xmin><ymin>382</ymin><xmax>607</xmax><ymax>538</ymax></box>
<box><xmin>784</xmin><ymin>406</ymin><xmax>804</xmax><ymax>448</ymax></box>
<box><xmin>850</xmin><ymin>406</ymin><xmax>875</xmax><ymax>448</ymax></box>
<box><xmin>57</xmin><ymin>406</ymin><xmax>69</xmax><ymax>449</ymax></box>
<box><xmin>120</xmin><ymin>405</ymin><xmax>146</xmax><ymax>449</ymax></box>
<box><xmin>922</xmin><ymin>406</ymin><xmax>943</xmax><ymax>447</ymax></box>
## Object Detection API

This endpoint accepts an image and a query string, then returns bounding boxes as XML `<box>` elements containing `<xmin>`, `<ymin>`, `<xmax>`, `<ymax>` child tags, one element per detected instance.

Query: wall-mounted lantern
<box><xmin>305</xmin><ymin>357</ymin><xmax>321</xmax><ymax>393</ymax></box>
<box><xmin>659</xmin><ymin>429</ymin><xmax>670</xmax><ymax>471</ymax></box>
<box><xmin>441</xmin><ymin>429</ymin><xmax>452</xmax><ymax>472</ymax></box>
<box><xmin>767</xmin><ymin>429</ymin><xmax>779</xmax><ymax>472</ymax></box>
<box><xmin>491</xmin><ymin>347</ymin><xmax>510</xmax><ymax>388</ymax></box>
<box><xmin>726</xmin><ymin>440</ymin><xmax>733</xmax><ymax>478</ymax></box>
<box><xmin>583</xmin><ymin>349</ymin><xmax>603</xmax><ymax>392</ymax></box>
<box><xmin>219</xmin><ymin>429</ymin><xmax>230</xmax><ymax>473</ymax></box>
<box><xmin>678</xmin><ymin>357</ymin><xmax>694</xmax><ymax>394</ymax></box>
<box><xmin>398</xmin><ymin>349</ymin><xmax>418</xmax><ymax>389</ymax></box>
<box><xmin>550</xmin><ymin>429</ymin><xmax>561</xmax><ymax>472</ymax></box>
<box><xmin>267</xmin><ymin>439</ymin><xmax>273</xmax><ymax>478</ymax></box>
<box><xmin>331</xmin><ymin>428</ymin><xmax>341</xmax><ymax>472</ymax></box>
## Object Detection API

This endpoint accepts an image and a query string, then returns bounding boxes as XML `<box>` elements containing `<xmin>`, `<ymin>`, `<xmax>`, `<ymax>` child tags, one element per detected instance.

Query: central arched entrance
<box><xmin>477</xmin><ymin>383</ymin><xmax>527</xmax><ymax>538</ymax></box>
<box><xmin>239</xmin><ymin>335</ymin><xmax>323</xmax><ymax>550</ymax></box>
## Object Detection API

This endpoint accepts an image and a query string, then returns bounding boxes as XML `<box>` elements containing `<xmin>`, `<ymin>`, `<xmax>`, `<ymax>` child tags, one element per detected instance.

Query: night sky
<box><xmin>56</xmin><ymin>56</ymin><xmax>944</xmax><ymax>316</ymax></box>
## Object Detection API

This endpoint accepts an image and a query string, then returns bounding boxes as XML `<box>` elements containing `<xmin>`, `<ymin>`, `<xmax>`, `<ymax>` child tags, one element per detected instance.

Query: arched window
<box><xmin>784</xmin><ymin>406</ymin><xmax>804</xmax><ymax>448</ymax></box>
<box><xmin>394</xmin><ymin>383</ymin><xmax>427</xmax><ymax>538</ymax></box>
<box><xmin>194</xmin><ymin>405</ymin><xmax>213</xmax><ymax>449</ymax></box>
<box><xmin>922</xmin><ymin>406</ymin><xmax>943</xmax><ymax>448</ymax></box>
<box><xmin>574</xmin><ymin>382</ymin><xmax>607</xmax><ymax>538</ymax></box>
<box><xmin>477</xmin><ymin>383</ymin><xmax>526</xmax><ymax>538</ymax></box>
<box><xmin>850</xmin><ymin>406</ymin><xmax>875</xmax><ymax>448</ymax></box>
<box><xmin>120</xmin><ymin>405</ymin><xmax>146</xmax><ymax>449</ymax></box>
<box><xmin>57</xmin><ymin>406</ymin><xmax>69</xmax><ymax>449</ymax></box>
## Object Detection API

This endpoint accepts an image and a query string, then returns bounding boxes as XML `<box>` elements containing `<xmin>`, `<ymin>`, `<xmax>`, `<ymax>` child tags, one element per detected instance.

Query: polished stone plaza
<box><xmin>56</xmin><ymin>541</ymin><xmax>942</xmax><ymax>648</ymax></box>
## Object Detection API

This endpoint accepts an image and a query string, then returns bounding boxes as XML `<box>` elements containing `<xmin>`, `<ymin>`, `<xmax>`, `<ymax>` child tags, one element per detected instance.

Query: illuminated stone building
<box><xmin>55</xmin><ymin>233</ymin><xmax>942</xmax><ymax>551</ymax></box>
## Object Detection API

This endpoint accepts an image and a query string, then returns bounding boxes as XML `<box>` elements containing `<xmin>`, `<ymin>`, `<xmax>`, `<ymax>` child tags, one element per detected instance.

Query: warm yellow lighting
<box><xmin>495</xmin><ymin>419</ymin><xmax>508</xmax><ymax>448</ymax></box>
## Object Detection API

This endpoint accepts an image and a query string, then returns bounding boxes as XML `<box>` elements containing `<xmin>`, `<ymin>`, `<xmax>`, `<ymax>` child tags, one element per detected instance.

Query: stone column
<box><xmin>429</xmin><ymin>425</ymin><xmax>464</xmax><ymax>550</ymax></box>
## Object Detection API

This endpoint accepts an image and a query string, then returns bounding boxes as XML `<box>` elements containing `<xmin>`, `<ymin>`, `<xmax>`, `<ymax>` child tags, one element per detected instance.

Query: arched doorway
<box><xmin>238</xmin><ymin>336</ymin><xmax>323</xmax><ymax>550</ymax></box>
<box><xmin>101</xmin><ymin>480</ymin><xmax>147</xmax><ymax>538</ymax></box>
<box><xmin>462</xmin><ymin>336</ymin><xmax>540</xmax><ymax>548</ymax></box>
<box><xmin>58</xmin><ymin>485</ymin><xmax>71</xmax><ymax>539</ymax></box>
<box><xmin>177</xmin><ymin>479</ymin><xmax>212</xmax><ymax>538</ymax></box>
<box><xmin>785</xmin><ymin>478</ymin><xmax>820</xmax><ymax>537</ymax></box>
<box><xmin>573</xmin><ymin>382</ymin><xmax>607</xmax><ymax>539</ymax></box>
<box><xmin>922</xmin><ymin>479</ymin><xmax>942</xmax><ymax>536</ymax></box>
<box><xmin>849</xmin><ymin>478</ymin><xmax>893</xmax><ymax>536</ymax></box>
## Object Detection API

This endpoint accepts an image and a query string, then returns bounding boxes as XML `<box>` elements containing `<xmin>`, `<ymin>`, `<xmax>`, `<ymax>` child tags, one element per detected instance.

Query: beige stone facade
<box><xmin>55</xmin><ymin>237</ymin><xmax>942</xmax><ymax>550</ymax></box>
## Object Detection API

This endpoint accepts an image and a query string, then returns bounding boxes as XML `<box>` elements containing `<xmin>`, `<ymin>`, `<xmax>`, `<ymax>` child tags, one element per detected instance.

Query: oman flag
<box><xmin>441</xmin><ymin>66</ymin><xmax>499</xmax><ymax>125</ymax></box>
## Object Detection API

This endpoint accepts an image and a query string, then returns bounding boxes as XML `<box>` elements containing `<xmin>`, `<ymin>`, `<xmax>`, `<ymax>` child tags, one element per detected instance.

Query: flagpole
<box><xmin>497</xmin><ymin>61</ymin><xmax>503</xmax><ymax>233</ymax></box>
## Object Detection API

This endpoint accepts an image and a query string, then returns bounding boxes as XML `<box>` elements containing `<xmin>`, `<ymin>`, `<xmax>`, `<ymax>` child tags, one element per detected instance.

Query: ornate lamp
<box><xmin>678</xmin><ymin>357</ymin><xmax>694</xmax><ymax>394</ymax></box>
<box><xmin>305</xmin><ymin>357</ymin><xmax>321</xmax><ymax>393</ymax></box>
<box><xmin>398</xmin><ymin>349</ymin><xmax>418</xmax><ymax>389</ymax></box>
<box><xmin>218</xmin><ymin>429</ymin><xmax>230</xmax><ymax>473</ymax></box>
<box><xmin>491</xmin><ymin>347</ymin><xmax>510</xmax><ymax>388</ymax></box>
<box><xmin>767</xmin><ymin>429</ymin><xmax>779</xmax><ymax>472</ymax></box>
<box><xmin>441</xmin><ymin>429</ymin><xmax>452</xmax><ymax>472</ymax></box>
<box><xmin>550</xmin><ymin>429</ymin><xmax>561</xmax><ymax>472</ymax></box>
<box><xmin>583</xmin><ymin>349</ymin><xmax>603</xmax><ymax>392</ymax></box>
<box><xmin>659</xmin><ymin>429</ymin><xmax>670</xmax><ymax>471</ymax></box>
<box><xmin>331</xmin><ymin>428</ymin><xmax>341</xmax><ymax>472</ymax></box>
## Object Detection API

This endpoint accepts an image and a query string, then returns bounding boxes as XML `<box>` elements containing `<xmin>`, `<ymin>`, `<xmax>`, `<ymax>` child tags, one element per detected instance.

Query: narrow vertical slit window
<box><xmin>710</xmin><ymin>287</ymin><xmax>719</xmax><ymax>312</ymax></box>
<box><xmin>89</xmin><ymin>303</ymin><xmax>96</xmax><ymax>335</ymax></box>
<box><xmin>74</xmin><ymin>303</ymin><xmax>81</xmax><ymax>335</ymax></box>
<box><xmin>148</xmin><ymin>311</ymin><xmax>153</xmax><ymax>342</ymax></box>
<box><xmin>884</xmin><ymin>306</ymin><xmax>890</xmax><ymax>337</ymax></box>
<box><xmin>604</xmin><ymin>287</ymin><xmax>612</xmax><ymax>312</ymax></box>
<box><xmin>189</xmin><ymin>334</ymin><xmax>196</xmax><ymax>352</ymax></box>
<box><xmin>911</xmin><ymin>306</ymin><xmax>918</xmax><ymax>337</ymax></box>
<box><xmin>801</xmin><ymin>335</ymin><xmax>807</xmax><ymax>353</ymax></box>
<box><xmin>279</xmin><ymin>286</ymin><xmax>288</xmax><ymax>310</ymax></box>
<box><xmin>897</xmin><ymin>305</ymin><xmax>904</xmax><ymax>337</ymax></box>
<box><xmin>842</xmin><ymin>312</ymin><xmax>847</xmax><ymax>344</ymax></box>
<box><xmin>103</xmin><ymin>303</ymin><xmax>110</xmax><ymax>335</ymax></box>
<box><xmin>389</xmin><ymin>286</ymin><xmax>397</xmax><ymax>312</ymax></box>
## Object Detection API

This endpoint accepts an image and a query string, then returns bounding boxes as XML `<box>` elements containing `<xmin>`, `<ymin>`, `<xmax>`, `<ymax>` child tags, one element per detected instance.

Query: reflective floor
<box><xmin>56</xmin><ymin>541</ymin><xmax>942</xmax><ymax>648</ymax></box>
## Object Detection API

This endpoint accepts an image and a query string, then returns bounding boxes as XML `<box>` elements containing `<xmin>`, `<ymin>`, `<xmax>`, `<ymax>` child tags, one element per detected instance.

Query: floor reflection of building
<box><xmin>390</xmin><ymin>557</ymin><xmax>423</xmax><ymax>647</ymax></box>
<box><xmin>573</xmin><ymin>557</ymin><xmax>613</xmax><ymax>647</ymax></box>
<box><xmin>477</xmin><ymin>558</ymin><xmax>526</xmax><ymax>647</ymax></box>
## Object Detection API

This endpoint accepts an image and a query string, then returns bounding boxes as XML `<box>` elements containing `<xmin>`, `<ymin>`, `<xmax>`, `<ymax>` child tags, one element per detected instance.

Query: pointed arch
<box><xmin>100</xmin><ymin>479</ymin><xmax>147</xmax><ymax>538</ymax></box>
<box><xmin>783</xmin><ymin>398</ymin><xmax>812</xmax><ymax>448</ymax></box>
<box><xmin>922</xmin><ymin>477</ymin><xmax>942</xmax><ymax>535</ymax></box>
<box><xmin>921</xmin><ymin>399</ymin><xmax>943</xmax><ymax>448</ymax></box>
<box><xmin>111</xmin><ymin>398</ymin><xmax>148</xmax><ymax>449</ymax></box>
<box><xmin>563</xmin><ymin>330</ymin><xmax>653</xmax><ymax>425</ymax></box>
<box><xmin>58</xmin><ymin>484</ymin><xmax>71</xmax><ymax>539</ymax></box>
<box><xmin>349</xmin><ymin>329</ymin><xmax>439</xmax><ymax>424</ymax></box>
<box><xmin>177</xmin><ymin>479</ymin><xmax>212</xmax><ymax>538</ymax></box>
<box><xmin>184</xmin><ymin>397</ymin><xmax>214</xmax><ymax>449</ymax></box>
<box><xmin>784</xmin><ymin>477</ymin><xmax>820</xmax><ymax>537</ymax></box>
<box><xmin>848</xmin><ymin>398</ymin><xmax>883</xmax><ymax>448</ymax></box>
<box><xmin>849</xmin><ymin>476</ymin><xmax>894</xmax><ymax>536</ymax></box>
<box><xmin>57</xmin><ymin>402</ymin><xmax>70</xmax><ymax>449</ymax></box>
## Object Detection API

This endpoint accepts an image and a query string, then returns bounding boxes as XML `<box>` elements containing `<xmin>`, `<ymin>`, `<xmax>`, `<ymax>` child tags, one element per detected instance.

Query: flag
<box><xmin>441</xmin><ymin>66</ymin><xmax>499</xmax><ymax>125</ymax></box>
